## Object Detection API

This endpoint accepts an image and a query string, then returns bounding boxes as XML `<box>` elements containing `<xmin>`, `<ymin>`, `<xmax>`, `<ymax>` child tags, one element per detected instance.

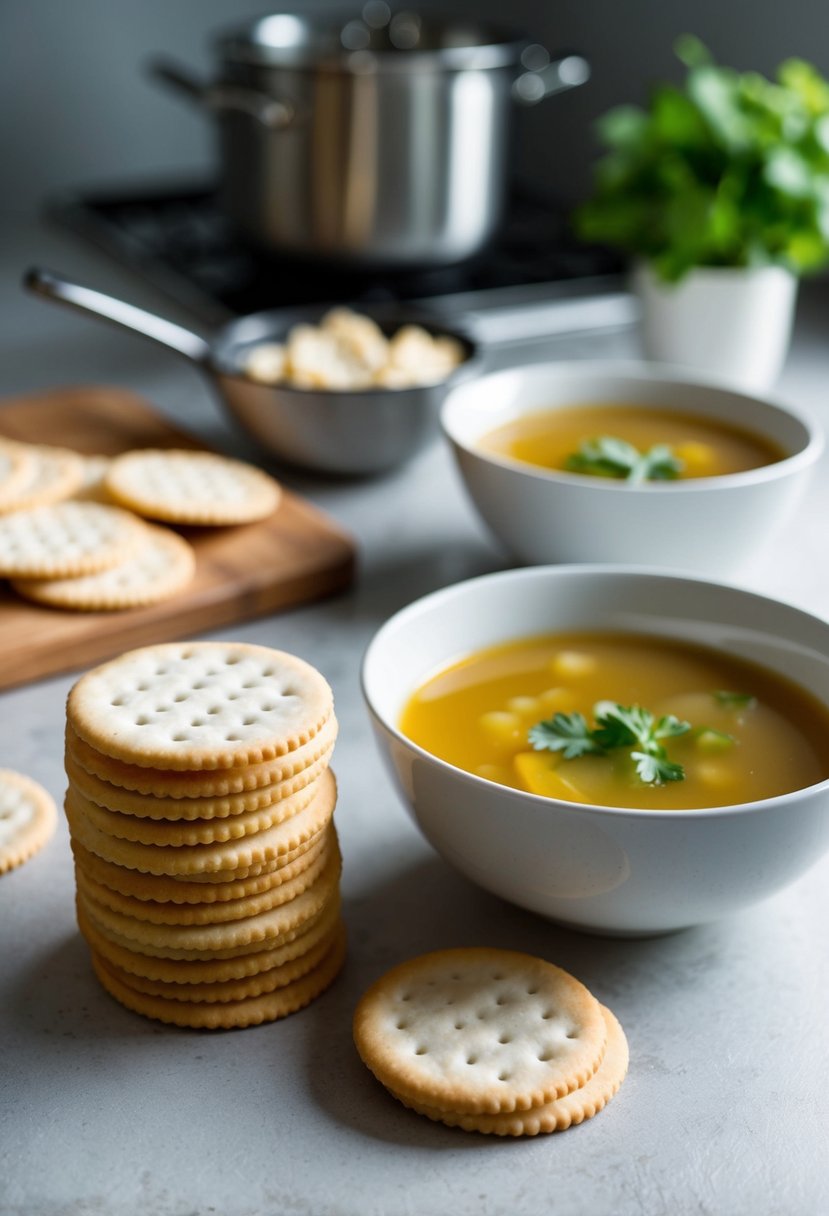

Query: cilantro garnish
<box><xmin>565</xmin><ymin>436</ymin><xmax>684</xmax><ymax>484</ymax></box>
<box><xmin>529</xmin><ymin>702</ymin><xmax>692</xmax><ymax>785</ymax></box>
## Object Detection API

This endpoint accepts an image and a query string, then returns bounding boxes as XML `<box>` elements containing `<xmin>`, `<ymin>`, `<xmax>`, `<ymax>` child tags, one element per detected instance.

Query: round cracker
<box><xmin>77</xmin><ymin>892</ymin><xmax>342</xmax><ymax>982</ymax></box>
<box><xmin>66</xmin><ymin>642</ymin><xmax>333</xmax><ymax>770</ymax></box>
<box><xmin>0</xmin><ymin>501</ymin><xmax>145</xmax><ymax>578</ymax></box>
<box><xmin>0</xmin><ymin>769</ymin><xmax>57</xmax><ymax>874</ymax></box>
<box><xmin>65</xmin><ymin>715</ymin><xmax>338</xmax><ymax>798</ymax></box>
<box><xmin>353</xmin><ymin>948</ymin><xmax>607</xmax><ymax>1116</ymax></box>
<box><xmin>13</xmin><ymin>524</ymin><xmax>195</xmax><ymax>611</ymax></box>
<box><xmin>74</xmin><ymin>834</ymin><xmax>334</xmax><ymax>924</ymax></box>
<box><xmin>0</xmin><ymin>443</ymin><xmax>85</xmax><ymax>514</ymax></box>
<box><xmin>69</xmin><ymin>830</ymin><xmax>328</xmax><ymax>903</ymax></box>
<box><xmin>65</xmin><ymin>774</ymin><xmax>320</xmax><ymax>846</ymax></box>
<box><xmin>93</xmin><ymin>921</ymin><xmax>341</xmax><ymax>1003</ymax></box>
<box><xmin>0</xmin><ymin>442</ymin><xmax>36</xmax><ymax>511</ymax></box>
<box><xmin>89</xmin><ymin>924</ymin><xmax>345</xmax><ymax>1028</ymax></box>
<box><xmin>77</xmin><ymin>846</ymin><xmax>341</xmax><ymax>952</ymax></box>
<box><xmin>63</xmin><ymin>768</ymin><xmax>337</xmax><ymax>875</ymax></box>
<box><xmin>105</xmin><ymin>449</ymin><xmax>280</xmax><ymax>526</ymax></box>
<box><xmin>64</xmin><ymin>745</ymin><xmax>333</xmax><ymax>821</ymax></box>
<box><xmin>391</xmin><ymin>1006</ymin><xmax>629</xmax><ymax>1135</ymax></box>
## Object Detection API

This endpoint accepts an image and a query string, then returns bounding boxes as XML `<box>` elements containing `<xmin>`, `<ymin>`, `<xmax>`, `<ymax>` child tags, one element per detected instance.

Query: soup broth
<box><xmin>479</xmin><ymin>404</ymin><xmax>785</xmax><ymax>479</ymax></box>
<box><xmin>400</xmin><ymin>632</ymin><xmax>829</xmax><ymax>810</ymax></box>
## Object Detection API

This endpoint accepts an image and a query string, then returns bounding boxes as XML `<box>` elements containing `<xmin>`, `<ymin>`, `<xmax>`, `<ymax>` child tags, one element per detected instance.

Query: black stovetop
<box><xmin>52</xmin><ymin>181</ymin><xmax>622</xmax><ymax>325</ymax></box>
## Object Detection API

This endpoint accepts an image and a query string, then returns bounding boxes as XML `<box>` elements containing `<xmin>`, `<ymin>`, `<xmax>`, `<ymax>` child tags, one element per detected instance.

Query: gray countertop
<box><xmin>1</xmin><ymin>224</ymin><xmax>827</xmax><ymax>1216</ymax></box>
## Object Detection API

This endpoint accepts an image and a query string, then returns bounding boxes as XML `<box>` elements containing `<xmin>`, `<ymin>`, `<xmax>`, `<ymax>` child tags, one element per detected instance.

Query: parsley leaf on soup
<box><xmin>565</xmin><ymin>436</ymin><xmax>684</xmax><ymax>483</ymax></box>
<box><xmin>529</xmin><ymin>701</ymin><xmax>692</xmax><ymax>785</ymax></box>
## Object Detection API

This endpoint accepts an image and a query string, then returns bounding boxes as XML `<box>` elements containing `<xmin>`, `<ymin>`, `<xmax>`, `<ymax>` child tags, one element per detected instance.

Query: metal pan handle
<box><xmin>24</xmin><ymin>268</ymin><xmax>213</xmax><ymax>367</ymax></box>
<box><xmin>149</xmin><ymin>58</ymin><xmax>295</xmax><ymax>129</ymax></box>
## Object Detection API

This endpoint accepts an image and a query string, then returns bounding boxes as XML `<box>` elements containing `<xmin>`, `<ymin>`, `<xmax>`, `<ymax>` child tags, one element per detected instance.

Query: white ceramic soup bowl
<box><xmin>440</xmin><ymin>362</ymin><xmax>823</xmax><ymax>574</ymax></box>
<box><xmin>361</xmin><ymin>565</ymin><xmax>829</xmax><ymax>935</ymax></box>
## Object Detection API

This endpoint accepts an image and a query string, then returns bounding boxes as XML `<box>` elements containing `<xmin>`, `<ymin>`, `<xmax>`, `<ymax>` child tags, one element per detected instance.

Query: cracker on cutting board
<box><xmin>0</xmin><ymin>501</ymin><xmax>146</xmax><ymax>579</ymax></box>
<box><xmin>353</xmin><ymin>947</ymin><xmax>607</xmax><ymax>1116</ymax></box>
<box><xmin>0</xmin><ymin>769</ymin><xmax>58</xmax><ymax>874</ymax></box>
<box><xmin>12</xmin><ymin>523</ymin><xmax>195</xmax><ymax>611</ymax></box>
<box><xmin>0</xmin><ymin>442</ymin><xmax>36</xmax><ymax>511</ymax></box>
<box><xmin>394</xmin><ymin>1005</ymin><xmax>629</xmax><ymax>1136</ymax></box>
<box><xmin>105</xmin><ymin>448</ymin><xmax>280</xmax><ymax>526</ymax></box>
<box><xmin>66</xmin><ymin>641</ymin><xmax>334</xmax><ymax>771</ymax></box>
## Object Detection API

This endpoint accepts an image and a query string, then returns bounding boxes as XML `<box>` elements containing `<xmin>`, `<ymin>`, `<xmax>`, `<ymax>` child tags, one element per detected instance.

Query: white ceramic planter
<box><xmin>634</xmin><ymin>263</ymin><xmax>798</xmax><ymax>391</ymax></box>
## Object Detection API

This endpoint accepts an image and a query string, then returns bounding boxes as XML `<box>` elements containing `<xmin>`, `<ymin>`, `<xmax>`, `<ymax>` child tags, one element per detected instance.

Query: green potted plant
<box><xmin>576</xmin><ymin>37</ymin><xmax>829</xmax><ymax>388</ymax></box>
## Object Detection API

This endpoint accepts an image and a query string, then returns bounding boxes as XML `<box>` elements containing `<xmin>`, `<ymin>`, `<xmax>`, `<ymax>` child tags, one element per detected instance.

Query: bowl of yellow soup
<box><xmin>440</xmin><ymin>362</ymin><xmax>822</xmax><ymax>574</ymax></box>
<box><xmin>362</xmin><ymin>566</ymin><xmax>829</xmax><ymax>934</ymax></box>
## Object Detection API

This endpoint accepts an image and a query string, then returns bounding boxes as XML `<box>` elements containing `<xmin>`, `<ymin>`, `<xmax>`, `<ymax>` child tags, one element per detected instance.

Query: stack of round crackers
<box><xmin>354</xmin><ymin>948</ymin><xmax>628</xmax><ymax>1136</ymax></box>
<box><xmin>63</xmin><ymin>641</ymin><xmax>345</xmax><ymax>1028</ymax></box>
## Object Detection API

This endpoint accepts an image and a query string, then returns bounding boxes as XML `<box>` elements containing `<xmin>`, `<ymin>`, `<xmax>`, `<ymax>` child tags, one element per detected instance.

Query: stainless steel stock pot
<box><xmin>151</xmin><ymin>11</ymin><xmax>589</xmax><ymax>266</ymax></box>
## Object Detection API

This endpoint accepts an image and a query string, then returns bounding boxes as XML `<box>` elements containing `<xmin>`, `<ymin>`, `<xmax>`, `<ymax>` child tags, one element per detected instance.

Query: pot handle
<box><xmin>23</xmin><ymin>268</ymin><xmax>213</xmax><ymax>367</ymax></box>
<box><xmin>149</xmin><ymin>58</ymin><xmax>295</xmax><ymax>130</ymax></box>
<box><xmin>512</xmin><ymin>52</ymin><xmax>590</xmax><ymax>104</ymax></box>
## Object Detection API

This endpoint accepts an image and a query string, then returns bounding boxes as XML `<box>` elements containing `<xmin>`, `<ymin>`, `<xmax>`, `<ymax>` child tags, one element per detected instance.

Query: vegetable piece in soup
<box><xmin>478</xmin><ymin>404</ymin><xmax>785</xmax><ymax>480</ymax></box>
<box><xmin>399</xmin><ymin>632</ymin><xmax>829</xmax><ymax>810</ymax></box>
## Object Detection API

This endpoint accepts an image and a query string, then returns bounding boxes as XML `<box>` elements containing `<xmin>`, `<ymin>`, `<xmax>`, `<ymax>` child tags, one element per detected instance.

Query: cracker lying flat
<box><xmin>65</xmin><ymin>776</ymin><xmax>320</xmax><ymax>846</ymax></box>
<box><xmin>64</xmin><ymin>768</ymin><xmax>336</xmax><ymax>875</ymax></box>
<box><xmin>74</xmin><ymin>835</ymin><xmax>332</xmax><ymax>924</ymax></box>
<box><xmin>0</xmin><ymin>769</ymin><xmax>57</xmax><ymax>874</ymax></box>
<box><xmin>393</xmin><ymin>1006</ymin><xmax>629</xmax><ymax>1136</ymax></box>
<box><xmin>0</xmin><ymin>502</ymin><xmax>145</xmax><ymax>578</ymax></box>
<box><xmin>94</xmin><ymin>921</ymin><xmax>340</xmax><ymax>1003</ymax></box>
<box><xmin>90</xmin><ymin>924</ymin><xmax>345</xmax><ymax>1028</ymax></box>
<box><xmin>65</xmin><ymin>715</ymin><xmax>338</xmax><ymax>798</ymax></box>
<box><xmin>76</xmin><ymin>846</ymin><xmax>341</xmax><ymax>953</ymax></box>
<box><xmin>13</xmin><ymin>524</ymin><xmax>195</xmax><ymax>611</ymax></box>
<box><xmin>105</xmin><ymin>449</ymin><xmax>280</xmax><ymax>526</ymax></box>
<box><xmin>78</xmin><ymin>892</ymin><xmax>341</xmax><ymax>982</ymax></box>
<box><xmin>69</xmin><ymin>830</ymin><xmax>328</xmax><ymax>903</ymax></box>
<box><xmin>67</xmin><ymin>642</ymin><xmax>334</xmax><ymax>771</ymax></box>
<box><xmin>0</xmin><ymin>443</ymin><xmax>36</xmax><ymax>511</ymax></box>
<box><xmin>0</xmin><ymin>444</ymin><xmax>86</xmax><ymax>513</ymax></box>
<box><xmin>353</xmin><ymin>948</ymin><xmax>606</xmax><ymax>1116</ymax></box>
<box><xmin>64</xmin><ymin>745</ymin><xmax>333</xmax><ymax>820</ymax></box>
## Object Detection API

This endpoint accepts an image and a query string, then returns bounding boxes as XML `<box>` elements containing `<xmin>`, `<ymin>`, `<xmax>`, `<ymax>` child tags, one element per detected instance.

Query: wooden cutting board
<box><xmin>0</xmin><ymin>386</ymin><xmax>356</xmax><ymax>689</ymax></box>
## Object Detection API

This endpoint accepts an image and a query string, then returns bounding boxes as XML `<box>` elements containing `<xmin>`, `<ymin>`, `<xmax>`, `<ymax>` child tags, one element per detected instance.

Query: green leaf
<box><xmin>654</xmin><ymin>714</ymin><xmax>693</xmax><ymax>739</ymax></box>
<box><xmin>528</xmin><ymin>713</ymin><xmax>605</xmax><ymax>760</ymax></box>
<box><xmin>712</xmin><ymin>690</ymin><xmax>757</xmax><ymax>710</ymax></box>
<box><xmin>695</xmin><ymin>727</ymin><xmax>736</xmax><ymax>752</ymax></box>
<box><xmin>674</xmin><ymin>34</ymin><xmax>713</xmax><ymax>70</ymax></box>
<box><xmin>573</xmin><ymin>43</ymin><xmax>829</xmax><ymax>278</ymax></box>
<box><xmin>631</xmin><ymin>749</ymin><xmax>686</xmax><ymax>784</ymax></box>
<box><xmin>565</xmin><ymin>436</ymin><xmax>684</xmax><ymax>482</ymax></box>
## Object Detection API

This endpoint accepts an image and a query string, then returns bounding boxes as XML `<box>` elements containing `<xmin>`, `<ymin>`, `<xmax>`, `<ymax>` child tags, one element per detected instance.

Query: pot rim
<box><xmin>218</xmin><ymin>14</ymin><xmax>529</xmax><ymax>73</ymax></box>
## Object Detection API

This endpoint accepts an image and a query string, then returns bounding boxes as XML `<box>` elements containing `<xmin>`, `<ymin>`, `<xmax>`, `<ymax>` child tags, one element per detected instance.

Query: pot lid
<box><xmin>218</xmin><ymin>11</ymin><xmax>529</xmax><ymax>73</ymax></box>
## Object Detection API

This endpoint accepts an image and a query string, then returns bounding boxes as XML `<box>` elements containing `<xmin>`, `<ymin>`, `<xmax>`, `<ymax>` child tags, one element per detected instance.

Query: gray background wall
<box><xmin>4</xmin><ymin>0</ymin><xmax>829</xmax><ymax>218</ymax></box>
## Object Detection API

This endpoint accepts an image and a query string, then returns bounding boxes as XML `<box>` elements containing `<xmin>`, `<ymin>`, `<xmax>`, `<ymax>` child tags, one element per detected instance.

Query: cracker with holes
<box><xmin>0</xmin><ymin>769</ymin><xmax>58</xmax><ymax>874</ymax></box>
<box><xmin>66</xmin><ymin>642</ymin><xmax>333</xmax><ymax>770</ymax></box>
<box><xmin>353</xmin><ymin>947</ymin><xmax>607</xmax><ymax>1116</ymax></box>
<box><xmin>0</xmin><ymin>443</ymin><xmax>85</xmax><ymax>513</ymax></box>
<box><xmin>105</xmin><ymin>449</ymin><xmax>280</xmax><ymax>526</ymax></box>
<box><xmin>0</xmin><ymin>501</ymin><xmax>146</xmax><ymax>579</ymax></box>
<box><xmin>13</xmin><ymin>523</ymin><xmax>195</xmax><ymax>611</ymax></box>
<box><xmin>393</xmin><ymin>1004</ymin><xmax>629</xmax><ymax>1136</ymax></box>
<box><xmin>0</xmin><ymin>442</ymin><xmax>36</xmax><ymax>511</ymax></box>
<box><xmin>65</xmin><ymin>714</ymin><xmax>338</xmax><ymax>799</ymax></box>
<box><xmin>64</xmin><ymin>743</ymin><xmax>333</xmax><ymax>820</ymax></box>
